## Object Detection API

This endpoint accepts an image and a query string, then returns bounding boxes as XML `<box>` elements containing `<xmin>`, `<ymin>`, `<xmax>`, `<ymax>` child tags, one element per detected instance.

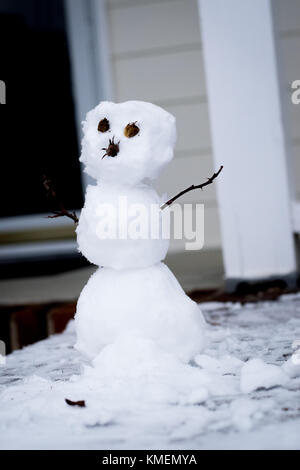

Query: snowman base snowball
<box><xmin>75</xmin><ymin>262</ymin><xmax>205</xmax><ymax>363</ymax></box>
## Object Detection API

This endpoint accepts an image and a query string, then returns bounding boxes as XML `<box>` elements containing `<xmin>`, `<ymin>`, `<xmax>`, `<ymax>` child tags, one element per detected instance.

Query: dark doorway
<box><xmin>0</xmin><ymin>0</ymin><xmax>83</xmax><ymax>218</ymax></box>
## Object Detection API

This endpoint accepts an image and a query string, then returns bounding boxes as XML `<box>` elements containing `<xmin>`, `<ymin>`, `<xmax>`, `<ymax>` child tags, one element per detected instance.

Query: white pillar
<box><xmin>198</xmin><ymin>0</ymin><xmax>297</xmax><ymax>289</ymax></box>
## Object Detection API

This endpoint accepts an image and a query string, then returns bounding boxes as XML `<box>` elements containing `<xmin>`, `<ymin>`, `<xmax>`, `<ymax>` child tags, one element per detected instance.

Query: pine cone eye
<box><xmin>98</xmin><ymin>118</ymin><xmax>110</xmax><ymax>133</ymax></box>
<box><xmin>124</xmin><ymin>122</ymin><xmax>139</xmax><ymax>138</ymax></box>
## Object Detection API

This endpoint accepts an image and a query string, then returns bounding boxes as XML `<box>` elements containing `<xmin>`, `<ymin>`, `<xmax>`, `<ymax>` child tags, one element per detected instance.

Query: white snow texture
<box><xmin>75</xmin><ymin>263</ymin><xmax>205</xmax><ymax>362</ymax></box>
<box><xmin>76</xmin><ymin>182</ymin><xmax>169</xmax><ymax>269</ymax></box>
<box><xmin>80</xmin><ymin>100</ymin><xmax>176</xmax><ymax>185</ymax></box>
<box><xmin>1</xmin><ymin>296</ymin><xmax>300</xmax><ymax>450</ymax></box>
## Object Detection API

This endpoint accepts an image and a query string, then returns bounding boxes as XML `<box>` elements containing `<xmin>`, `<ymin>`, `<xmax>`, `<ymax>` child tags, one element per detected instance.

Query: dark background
<box><xmin>0</xmin><ymin>0</ymin><xmax>83</xmax><ymax>218</ymax></box>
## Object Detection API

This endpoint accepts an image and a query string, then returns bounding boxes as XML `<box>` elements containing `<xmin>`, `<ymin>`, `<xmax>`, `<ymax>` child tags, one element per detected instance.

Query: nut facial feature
<box><xmin>124</xmin><ymin>122</ymin><xmax>140</xmax><ymax>138</ymax></box>
<box><xmin>98</xmin><ymin>118</ymin><xmax>110</xmax><ymax>133</ymax></box>
<box><xmin>102</xmin><ymin>137</ymin><xmax>120</xmax><ymax>159</ymax></box>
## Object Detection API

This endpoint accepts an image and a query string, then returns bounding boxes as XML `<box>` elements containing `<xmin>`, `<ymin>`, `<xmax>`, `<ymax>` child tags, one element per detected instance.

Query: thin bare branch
<box><xmin>42</xmin><ymin>175</ymin><xmax>79</xmax><ymax>224</ymax></box>
<box><xmin>161</xmin><ymin>165</ymin><xmax>223</xmax><ymax>210</ymax></box>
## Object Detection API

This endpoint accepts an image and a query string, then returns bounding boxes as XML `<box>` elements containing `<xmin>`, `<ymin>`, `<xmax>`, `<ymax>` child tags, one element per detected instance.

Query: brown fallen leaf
<box><xmin>65</xmin><ymin>398</ymin><xmax>86</xmax><ymax>408</ymax></box>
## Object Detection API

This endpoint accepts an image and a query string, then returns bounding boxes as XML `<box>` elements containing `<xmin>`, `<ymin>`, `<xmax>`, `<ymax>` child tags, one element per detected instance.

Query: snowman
<box><xmin>75</xmin><ymin>101</ymin><xmax>206</xmax><ymax>364</ymax></box>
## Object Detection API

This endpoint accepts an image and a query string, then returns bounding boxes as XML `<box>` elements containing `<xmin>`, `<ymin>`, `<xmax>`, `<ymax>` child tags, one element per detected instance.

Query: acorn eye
<box><xmin>124</xmin><ymin>122</ymin><xmax>139</xmax><ymax>138</ymax></box>
<box><xmin>98</xmin><ymin>118</ymin><xmax>110</xmax><ymax>133</ymax></box>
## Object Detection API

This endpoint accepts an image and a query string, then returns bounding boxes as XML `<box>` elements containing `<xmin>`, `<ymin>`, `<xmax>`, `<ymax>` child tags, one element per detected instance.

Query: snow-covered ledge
<box><xmin>198</xmin><ymin>0</ymin><xmax>297</xmax><ymax>290</ymax></box>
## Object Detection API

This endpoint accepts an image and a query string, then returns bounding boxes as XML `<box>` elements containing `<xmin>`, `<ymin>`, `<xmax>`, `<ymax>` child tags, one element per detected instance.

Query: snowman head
<box><xmin>80</xmin><ymin>101</ymin><xmax>176</xmax><ymax>185</ymax></box>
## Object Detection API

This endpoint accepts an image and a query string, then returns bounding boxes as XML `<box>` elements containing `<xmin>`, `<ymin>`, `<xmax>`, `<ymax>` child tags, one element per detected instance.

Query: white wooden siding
<box><xmin>273</xmin><ymin>0</ymin><xmax>300</xmax><ymax>200</ymax></box>
<box><xmin>106</xmin><ymin>0</ymin><xmax>220</xmax><ymax>252</ymax></box>
<box><xmin>109</xmin><ymin>0</ymin><xmax>201</xmax><ymax>55</ymax></box>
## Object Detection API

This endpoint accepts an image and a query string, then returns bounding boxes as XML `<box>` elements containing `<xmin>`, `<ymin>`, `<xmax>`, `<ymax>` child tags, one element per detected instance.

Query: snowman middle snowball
<box><xmin>75</xmin><ymin>101</ymin><xmax>205</xmax><ymax>363</ymax></box>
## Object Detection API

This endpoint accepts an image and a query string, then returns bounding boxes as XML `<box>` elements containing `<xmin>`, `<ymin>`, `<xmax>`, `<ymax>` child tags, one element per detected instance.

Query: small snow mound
<box><xmin>90</xmin><ymin>333</ymin><xmax>180</xmax><ymax>378</ymax></box>
<box><xmin>230</xmin><ymin>398</ymin><xmax>274</xmax><ymax>431</ymax></box>
<box><xmin>81</xmin><ymin>333</ymin><xmax>212</xmax><ymax>405</ymax></box>
<box><xmin>178</xmin><ymin>388</ymin><xmax>208</xmax><ymax>406</ymax></box>
<box><xmin>240</xmin><ymin>358</ymin><xmax>288</xmax><ymax>393</ymax></box>
<box><xmin>194</xmin><ymin>353</ymin><xmax>243</xmax><ymax>375</ymax></box>
<box><xmin>282</xmin><ymin>357</ymin><xmax>300</xmax><ymax>379</ymax></box>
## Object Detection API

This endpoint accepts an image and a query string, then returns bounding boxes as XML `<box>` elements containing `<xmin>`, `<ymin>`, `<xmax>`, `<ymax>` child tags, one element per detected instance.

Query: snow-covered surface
<box><xmin>1</xmin><ymin>295</ymin><xmax>300</xmax><ymax>450</ymax></box>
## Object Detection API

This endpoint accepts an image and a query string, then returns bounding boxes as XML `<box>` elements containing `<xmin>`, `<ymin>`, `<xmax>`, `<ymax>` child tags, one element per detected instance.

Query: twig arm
<box><xmin>42</xmin><ymin>175</ymin><xmax>79</xmax><ymax>224</ymax></box>
<box><xmin>161</xmin><ymin>165</ymin><xmax>223</xmax><ymax>210</ymax></box>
